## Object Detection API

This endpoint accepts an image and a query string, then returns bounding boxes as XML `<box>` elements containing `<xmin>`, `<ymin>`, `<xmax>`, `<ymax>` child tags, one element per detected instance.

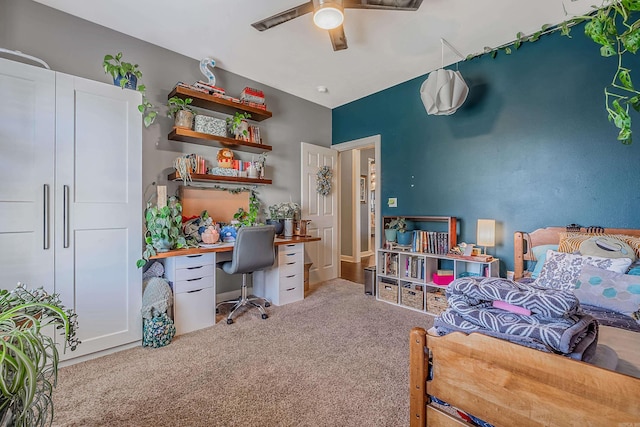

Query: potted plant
<box><xmin>167</xmin><ymin>96</ymin><xmax>196</xmax><ymax>129</ymax></box>
<box><xmin>385</xmin><ymin>217</ymin><xmax>410</xmax><ymax>244</ymax></box>
<box><xmin>102</xmin><ymin>52</ymin><xmax>158</xmax><ymax>127</ymax></box>
<box><xmin>0</xmin><ymin>284</ymin><xmax>79</xmax><ymax>426</ymax></box>
<box><xmin>265</xmin><ymin>204</ymin><xmax>284</xmax><ymax>235</ymax></box>
<box><xmin>137</xmin><ymin>196</ymin><xmax>189</xmax><ymax>268</ymax></box>
<box><xmin>226</xmin><ymin>112</ymin><xmax>251</xmax><ymax>140</ymax></box>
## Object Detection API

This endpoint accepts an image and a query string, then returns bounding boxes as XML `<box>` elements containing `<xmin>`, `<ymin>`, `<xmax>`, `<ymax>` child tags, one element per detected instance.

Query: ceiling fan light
<box><xmin>313</xmin><ymin>3</ymin><xmax>344</xmax><ymax>30</ymax></box>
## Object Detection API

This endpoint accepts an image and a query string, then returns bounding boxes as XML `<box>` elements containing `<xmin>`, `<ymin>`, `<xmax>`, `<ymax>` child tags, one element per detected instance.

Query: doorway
<box><xmin>333</xmin><ymin>135</ymin><xmax>381</xmax><ymax>284</ymax></box>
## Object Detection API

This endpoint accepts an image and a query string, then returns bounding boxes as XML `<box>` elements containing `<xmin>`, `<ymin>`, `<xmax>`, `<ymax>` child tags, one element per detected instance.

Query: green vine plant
<box><xmin>466</xmin><ymin>1</ymin><xmax>640</xmax><ymax>145</ymax></box>
<box><xmin>137</xmin><ymin>196</ymin><xmax>190</xmax><ymax>268</ymax></box>
<box><xmin>233</xmin><ymin>189</ymin><xmax>262</xmax><ymax>227</ymax></box>
<box><xmin>103</xmin><ymin>52</ymin><xmax>158</xmax><ymax>128</ymax></box>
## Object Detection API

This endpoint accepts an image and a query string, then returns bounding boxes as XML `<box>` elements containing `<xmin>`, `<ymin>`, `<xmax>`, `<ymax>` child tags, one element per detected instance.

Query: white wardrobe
<box><xmin>0</xmin><ymin>58</ymin><xmax>142</xmax><ymax>360</ymax></box>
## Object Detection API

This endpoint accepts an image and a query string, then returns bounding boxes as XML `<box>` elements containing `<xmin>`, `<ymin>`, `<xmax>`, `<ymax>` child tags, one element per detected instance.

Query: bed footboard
<box><xmin>410</xmin><ymin>328</ymin><xmax>640</xmax><ymax>427</ymax></box>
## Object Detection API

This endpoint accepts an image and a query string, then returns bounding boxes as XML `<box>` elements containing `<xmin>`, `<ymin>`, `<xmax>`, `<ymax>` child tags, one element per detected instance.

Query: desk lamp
<box><xmin>476</xmin><ymin>219</ymin><xmax>495</xmax><ymax>255</ymax></box>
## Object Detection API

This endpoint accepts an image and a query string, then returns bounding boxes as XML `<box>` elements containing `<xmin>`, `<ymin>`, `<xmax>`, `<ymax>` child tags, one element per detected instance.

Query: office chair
<box><xmin>216</xmin><ymin>225</ymin><xmax>276</xmax><ymax>324</ymax></box>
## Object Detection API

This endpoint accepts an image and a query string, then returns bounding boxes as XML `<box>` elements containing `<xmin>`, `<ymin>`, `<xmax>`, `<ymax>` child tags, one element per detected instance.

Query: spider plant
<box><xmin>0</xmin><ymin>284</ymin><xmax>79</xmax><ymax>427</ymax></box>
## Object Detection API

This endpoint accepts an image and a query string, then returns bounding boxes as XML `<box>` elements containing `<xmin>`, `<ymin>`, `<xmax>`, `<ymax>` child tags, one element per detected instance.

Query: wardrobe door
<box><xmin>55</xmin><ymin>73</ymin><xmax>142</xmax><ymax>359</ymax></box>
<box><xmin>0</xmin><ymin>58</ymin><xmax>55</xmax><ymax>292</ymax></box>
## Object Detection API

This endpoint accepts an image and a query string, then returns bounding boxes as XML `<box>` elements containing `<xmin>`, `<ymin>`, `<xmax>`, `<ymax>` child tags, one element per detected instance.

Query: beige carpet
<box><xmin>52</xmin><ymin>279</ymin><xmax>433</xmax><ymax>426</ymax></box>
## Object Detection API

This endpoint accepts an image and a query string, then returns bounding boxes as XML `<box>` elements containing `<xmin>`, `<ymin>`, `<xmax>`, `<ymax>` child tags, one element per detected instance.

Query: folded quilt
<box><xmin>434</xmin><ymin>277</ymin><xmax>599</xmax><ymax>361</ymax></box>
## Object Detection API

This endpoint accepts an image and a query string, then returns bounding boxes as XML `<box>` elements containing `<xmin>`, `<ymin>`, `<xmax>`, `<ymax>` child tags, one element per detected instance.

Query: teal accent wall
<box><xmin>333</xmin><ymin>27</ymin><xmax>640</xmax><ymax>273</ymax></box>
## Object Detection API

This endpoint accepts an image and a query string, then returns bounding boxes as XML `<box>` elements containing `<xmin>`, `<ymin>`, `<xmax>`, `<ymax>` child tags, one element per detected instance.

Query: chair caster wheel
<box><xmin>261</xmin><ymin>313</ymin><xmax>268</xmax><ymax>319</ymax></box>
<box><xmin>264</xmin><ymin>302</ymin><xmax>271</xmax><ymax>307</ymax></box>
<box><xmin>226</xmin><ymin>319</ymin><xmax>234</xmax><ymax>325</ymax></box>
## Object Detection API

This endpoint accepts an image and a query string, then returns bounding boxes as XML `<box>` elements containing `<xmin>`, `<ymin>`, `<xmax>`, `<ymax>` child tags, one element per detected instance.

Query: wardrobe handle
<box><xmin>63</xmin><ymin>185</ymin><xmax>70</xmax><ymax>248</ymax></box>
<box><xmin>43</xmin><ymin>184</ymin><xmax>50</xmax><ymax>250</ymax></box>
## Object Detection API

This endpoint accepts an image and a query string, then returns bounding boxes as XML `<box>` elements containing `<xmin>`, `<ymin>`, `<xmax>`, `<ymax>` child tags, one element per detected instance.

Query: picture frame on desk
<box><xmin>360</xmin><ymin>176</ymin><xmax>366</xmax><ymax>203</ymax></box>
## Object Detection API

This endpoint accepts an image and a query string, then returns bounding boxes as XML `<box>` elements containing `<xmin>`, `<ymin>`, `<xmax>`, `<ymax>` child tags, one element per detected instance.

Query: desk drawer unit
<box><xmin>254</xmin><ymin>243</ymin><xmax>304</xmax><ymax>306</ymax></box>
<box><xmin>164</xmin><ymin>254</ymin><xmax>216</xmax><ymax>335</ymax></box>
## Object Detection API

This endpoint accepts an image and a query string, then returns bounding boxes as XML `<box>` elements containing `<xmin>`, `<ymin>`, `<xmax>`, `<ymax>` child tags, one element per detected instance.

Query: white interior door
<box><xmin>301</xmin><ymin>142</ymin><xmax>338</xmax><ymax>284</ymax></box>
<box><xmin>0</xmin><ymin>58</ymin><xmax>55</xmax><ymax>292</ymax></box>
<box><xmin>55</xmin><ymin>73</ymin><xmax>142</xmax><ymax>359</ymax></box>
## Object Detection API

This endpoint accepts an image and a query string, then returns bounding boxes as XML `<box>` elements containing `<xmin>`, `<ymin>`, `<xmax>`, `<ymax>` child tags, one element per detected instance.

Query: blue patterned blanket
<box><xmin>434</xmin><ymin>277</ymin><xmax>599</xmax><ymax>361</ymax></box>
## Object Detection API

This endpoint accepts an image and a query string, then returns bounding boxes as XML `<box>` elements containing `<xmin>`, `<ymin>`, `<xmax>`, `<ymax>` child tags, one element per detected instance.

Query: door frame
<box><xmin>333</xmin><ymin>135</ymin><xmax>381</xmax><ymax>267</ymax></box>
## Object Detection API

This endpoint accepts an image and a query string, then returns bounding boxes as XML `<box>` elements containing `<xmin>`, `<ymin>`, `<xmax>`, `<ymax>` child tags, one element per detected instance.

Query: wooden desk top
<box><xmin>149</xmin><ymin>235</ymin><xmax>321</xmax><ymax>260</ymax></box>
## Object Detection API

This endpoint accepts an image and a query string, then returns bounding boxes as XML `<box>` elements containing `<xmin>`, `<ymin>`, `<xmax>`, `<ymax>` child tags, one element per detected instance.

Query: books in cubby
<box><xmin>405</xmin><ymin>256</ymin><xmax>425</xmax><ymax>280</ymax></box>
<box><xmin>381</xmin><ymin>252</ymin><xmax>398</xmax><ymax>276</ymax></box>
<box><xmin>412</xmin><ymin>230</ymin><xmax>449</xmax><ymax>255</ymax></box>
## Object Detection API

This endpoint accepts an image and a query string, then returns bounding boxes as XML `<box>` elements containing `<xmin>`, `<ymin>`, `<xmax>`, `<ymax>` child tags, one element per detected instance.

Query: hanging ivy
<box><xmin>466</xmin><ymin>1</ymin><xmax>640</xmax><ymax>145</ymax></box>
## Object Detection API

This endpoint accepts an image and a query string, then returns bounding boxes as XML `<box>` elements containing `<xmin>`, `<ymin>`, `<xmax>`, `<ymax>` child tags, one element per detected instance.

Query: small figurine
<box><xmin>220</xmin><ymin>225</ymin><xmax>238</xmax><ymax>243</ymax></box>
<box><xmin>217</xmin><ymin>148</ymin><xmax>234</xmax><ymax>168</ymax></box>
<box><xmin>201</xmin><ymin>225</ymin><xmax>219</xmax><ymax>244</ymax></box>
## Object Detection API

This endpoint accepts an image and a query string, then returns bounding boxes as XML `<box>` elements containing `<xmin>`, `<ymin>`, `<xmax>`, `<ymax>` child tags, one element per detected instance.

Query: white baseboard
<box><xmin>60</xmin><ymin>341</ymin><xmax>140</xmax><ymax>367</ymax></box>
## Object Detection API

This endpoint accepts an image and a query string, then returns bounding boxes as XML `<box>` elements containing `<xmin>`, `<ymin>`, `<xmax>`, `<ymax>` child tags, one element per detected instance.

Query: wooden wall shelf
<box><xmin>168</xmin><ymin>86</ymin><xmax>272</xmax><ymax>122</ymax></box>
<box><xmin>167</xmin><ymin>172</ymin><xmax>272</xmax><ymax>185</ymax></box>
<box><xmin>168</xmin><ymin>128</ymin><xmax>272</xmax><ymax>153</ymax></box>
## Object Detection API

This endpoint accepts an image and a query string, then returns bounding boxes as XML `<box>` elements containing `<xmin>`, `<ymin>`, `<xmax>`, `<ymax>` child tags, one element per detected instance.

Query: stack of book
<box><xmin>193</xmin><ymin>81</ymin><xmax>226</xmax><ymax>95</ymax></box>
<box><xmin>240</xmin><ymin>87</ymin><xmax>267</xmax><ymax>110</ymax></box>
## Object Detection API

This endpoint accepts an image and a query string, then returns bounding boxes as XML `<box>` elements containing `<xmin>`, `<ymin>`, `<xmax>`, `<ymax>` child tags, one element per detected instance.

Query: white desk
<box><xmin>154</xmin><ymin>236</ymin><xmax>320</xmax><ymax>334</ymax></box>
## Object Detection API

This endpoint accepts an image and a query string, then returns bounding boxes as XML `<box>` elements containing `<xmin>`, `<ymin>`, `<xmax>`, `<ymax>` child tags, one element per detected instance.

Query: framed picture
<box><xmin>360</xmin><ymin>176</ymin><xmax>367</xmax><ymax>203</ymax></box>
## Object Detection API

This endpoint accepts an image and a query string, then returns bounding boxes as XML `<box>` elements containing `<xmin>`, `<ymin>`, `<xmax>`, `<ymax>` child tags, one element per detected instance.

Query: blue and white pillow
<box><xmin>575</xmin><ymin>265</ymin><xmax>640</xmax><ymax>321</ymax></box>
<box><xmin>534</xmin><ymin>250</ymin><xmax>633</xmax><ymax>291</ymax></box>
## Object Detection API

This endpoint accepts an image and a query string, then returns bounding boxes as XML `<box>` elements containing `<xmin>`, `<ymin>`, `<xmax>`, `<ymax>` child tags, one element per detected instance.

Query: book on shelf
<box><xmin>193</xmin><ymin>81</ymin><xmax>226</xmax><ymax>95</ymax></box>
<box><xmin>382</xmin><ymin>252</ymin><xmax>398</xmax><ymax>276</ymax></box>
<box><xmin>411</xmin><ymin>230</ymin><xmax>449</xmax><ymax>255</ymax></box>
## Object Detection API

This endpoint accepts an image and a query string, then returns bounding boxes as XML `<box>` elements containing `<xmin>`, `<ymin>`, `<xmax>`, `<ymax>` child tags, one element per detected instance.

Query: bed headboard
<box><xmin>513</xmin><ymin>225</ymin><xmax>640</xmax><ymax>279</ymax></box>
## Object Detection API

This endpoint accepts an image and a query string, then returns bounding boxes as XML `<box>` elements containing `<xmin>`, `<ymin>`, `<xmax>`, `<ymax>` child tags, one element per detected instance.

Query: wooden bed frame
<box><xmin>410</xmin><ymin>226</ymin><xmax>640</xmax><ymax>427</ymax></box>
<box><xmin>513</xmin><ymin>225</ymin><xmax>640</xmax><ymax>280</ymax></box>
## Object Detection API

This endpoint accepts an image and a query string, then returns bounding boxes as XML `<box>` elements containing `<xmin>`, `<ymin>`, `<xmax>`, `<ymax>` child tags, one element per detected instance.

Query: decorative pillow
<box><xmin>530</xmin><ymin>244</ymin><xmax>559</xmax><ymax>279</ymax></box>
<box><xmin>575</xmin><ymin>265</ymin><xmax>640</xmax><ymax>321</ymax></box>
<box><xmin>628</xmin><ymin>260</ymin><xmax>640</xmax><ymax>276</ymax></box>
<box><xmin>534</xmin><ymin>250</ymin><xmax>633</xmax><ymax>291</ymax></box>
<box><xmin>578</xmin><ymin>236</ymin><xmax>636</xmax><ymax>261</ymax></box>
<box><xmin>558</xmin><ymin>232</ymin><xmax>640</xmax><ymax>261</ymax></box>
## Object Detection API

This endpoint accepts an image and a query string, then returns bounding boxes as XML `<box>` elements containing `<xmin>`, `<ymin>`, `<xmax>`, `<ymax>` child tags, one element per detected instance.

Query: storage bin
<box><xmin>426</xmin><ymin>288</ymin><xmax>448</xmax><ymax>315</ymax></box>
<box><xmin>194</xmin><ymin>115</ymin><xmax>227</xmax><ymax>136</ymax></box>
<box><xmin>432</xmin><ymin>272</ymin><xmax>454</xmax><ymax>286</ymax></box>
<box><xmin>378</xmin><ymin>279</ymin><xmax>398</xmax><ymax>303</ymax></box>
<box><xmin>401</xmin><ymin>284</ymin><xmax>424</xmax><ymax>310</ymax></box>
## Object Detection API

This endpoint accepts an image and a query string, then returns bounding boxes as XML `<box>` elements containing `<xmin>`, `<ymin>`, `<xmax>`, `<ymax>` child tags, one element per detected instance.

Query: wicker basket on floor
<box><xmin>401</xmin><ymin>285</ymin><xmax>424</xmax><ymax>310</ymax></box>
<box><xmin>379</xmin><ymin>281</ymin><xmax>398</xmax><ymax>304</ymax></box>
<box><xmin>426</xmin><ymin>288</ymin><xmax>448</xmax><ymax>315</ymax></box>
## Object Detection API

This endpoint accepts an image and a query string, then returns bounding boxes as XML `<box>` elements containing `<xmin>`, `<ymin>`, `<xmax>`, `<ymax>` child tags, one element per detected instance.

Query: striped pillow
<box><xmin>558</xmin><ymin>232</ymin><xmax>640</xmax><ymax>261</ymax></box>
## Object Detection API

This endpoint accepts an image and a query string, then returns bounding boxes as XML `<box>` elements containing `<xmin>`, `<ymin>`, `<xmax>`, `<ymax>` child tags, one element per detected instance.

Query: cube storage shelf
<box><xmin>377</xmin><ymin>248</ymin><xmax>499</xmax><ymax>315</ymax></box>
<box><xmin>376</xmin><ymin>215</ymin><xmax>499</xmax><ymax>316</ymax></box>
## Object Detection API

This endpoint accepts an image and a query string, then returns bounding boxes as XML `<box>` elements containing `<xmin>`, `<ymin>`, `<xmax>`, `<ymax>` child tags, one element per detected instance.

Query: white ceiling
<box><xmin>34</xmin><ymin>0</ymin><xmax>595</xmax><ymax>109</ymax></box>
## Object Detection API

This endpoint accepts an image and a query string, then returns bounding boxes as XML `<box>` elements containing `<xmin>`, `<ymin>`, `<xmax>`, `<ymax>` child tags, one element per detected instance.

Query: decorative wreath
<box><xmin>316</xmin><ymin>166</ymin><xmax>333</xmax><ymax>196</ymax></box>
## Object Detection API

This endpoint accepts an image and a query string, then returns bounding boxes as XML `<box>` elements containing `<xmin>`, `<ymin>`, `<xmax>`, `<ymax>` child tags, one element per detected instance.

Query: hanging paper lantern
<box><xmin>420</xmin><ymin>69</ymin><xmax>469</xmax><ymax>115</ymax></box>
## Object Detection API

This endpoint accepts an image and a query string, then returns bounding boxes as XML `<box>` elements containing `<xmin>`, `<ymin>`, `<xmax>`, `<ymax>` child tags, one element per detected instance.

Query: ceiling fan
<box><xmin>251</xmin><ymin>0</ymin><xmax>424</xmax><ymax>51</ymax></box>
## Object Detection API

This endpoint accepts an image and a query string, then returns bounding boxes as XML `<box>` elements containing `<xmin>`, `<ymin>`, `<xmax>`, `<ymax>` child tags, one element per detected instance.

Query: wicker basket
<box><xmin>426</xmin><ymin>288</ymin><xmax>448</xmax><ymax>315</ymax></box>
<box><xmin>401</xmin><ymin>284</ymin><xmax>424</xmax><ymax>310</ymax></box>
<box><xmin>378</xmin><ymin>280</ymin><xmax>398</xmax><ymax>304</ymax></box>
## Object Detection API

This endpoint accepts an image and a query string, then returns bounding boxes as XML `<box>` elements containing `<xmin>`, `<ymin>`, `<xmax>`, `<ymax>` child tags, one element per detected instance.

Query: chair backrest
<box><xmin>226</xmin><ymin>225</ymin><xmax>276</xmax><ymax>274</ymax></box>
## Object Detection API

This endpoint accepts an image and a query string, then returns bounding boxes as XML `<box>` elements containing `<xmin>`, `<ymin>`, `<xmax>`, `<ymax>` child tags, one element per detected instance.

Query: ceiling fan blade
<box><xmin>328</xmin><ymin>25</ymin><xmax>348</xmax><ymax>51</ymax></box>
<box><xmin>251</xmin><ymin>2</ymin><xmax>315</xmax><ymax>31</ymax></box>
<box><xmin>343</xmin><ymin>0</ymin><xmax>423</xmax><ymax>11</ymax></box>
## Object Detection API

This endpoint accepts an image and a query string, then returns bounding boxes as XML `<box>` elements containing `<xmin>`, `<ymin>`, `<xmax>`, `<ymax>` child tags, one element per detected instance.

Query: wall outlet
<box><xmin>388</xmin><ymin>197</ymin><xmax>397</xmax><ymax>208</ymax></box>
